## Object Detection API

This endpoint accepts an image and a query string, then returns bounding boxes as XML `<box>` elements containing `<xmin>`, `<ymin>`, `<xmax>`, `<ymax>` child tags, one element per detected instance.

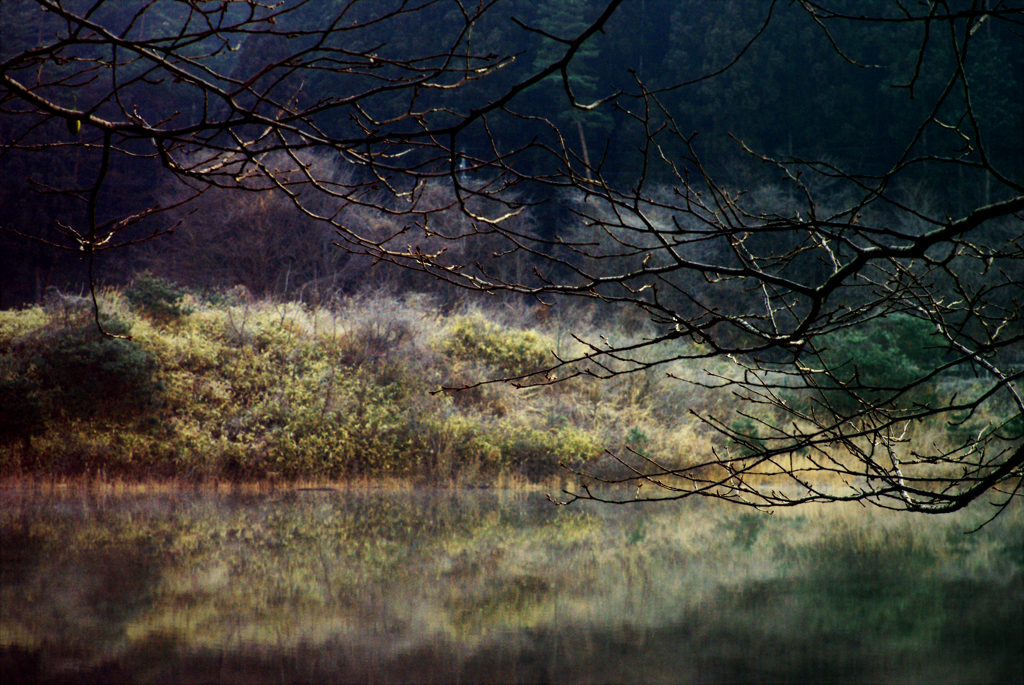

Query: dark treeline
<box><xmin>2</xmin><ymin>0</ymin><xmax>1022</xmax><ymax>307</ymax></box>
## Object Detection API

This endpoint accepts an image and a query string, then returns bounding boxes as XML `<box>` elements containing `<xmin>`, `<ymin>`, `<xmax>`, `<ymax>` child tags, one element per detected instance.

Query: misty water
<box><xmin>1</xmin><ymin>486</ymin><xmax>1021</xmax><ymax>685</ymax></box>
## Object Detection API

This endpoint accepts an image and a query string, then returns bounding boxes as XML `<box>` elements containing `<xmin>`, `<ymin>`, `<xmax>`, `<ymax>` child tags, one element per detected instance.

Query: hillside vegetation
<box><xmin>0</xmin><ymin>278</ymin><xmax>724</xmax><ymax>483</ymax></box>
<box><xmin>2</xmin><ymin>277</ymin><xmax>1002</xmax><ymax>487</ymax></box>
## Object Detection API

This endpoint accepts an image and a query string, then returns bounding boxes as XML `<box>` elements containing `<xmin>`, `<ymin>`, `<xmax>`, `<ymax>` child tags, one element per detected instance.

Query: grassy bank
<box><xmin>0</xmin><ymin>280</ymin><xmax>721</xmax><ymax>483</ymax></box>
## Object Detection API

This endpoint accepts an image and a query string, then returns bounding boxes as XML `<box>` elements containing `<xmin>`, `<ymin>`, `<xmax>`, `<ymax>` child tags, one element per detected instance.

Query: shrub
<box><xmin>491</xmin><ymin>423</ymin><xmax>602</xmax><ymax>479</ymax></box>
<box><xmin>338</xmin><ymin>374</ymin><xmax>424</xmax><ymax>474</ymax></box>
<box><xmin>0</xmin><ymin>306</ymin><xmax>49</xmax><ymax>352</ymax></box>
<box><xmin>625</xmin><ymin>426</ymin><xmax>651</xmax><ymax>455</ymax></box>
<box><xmin>443</xmin><ymin>314</ymin><xmax>553</xmax><ymax>377</ymax></box>
<box><xmin>32</xmin><ymin>319</ymin><xmax>161</xmax><ymax>419</ymax></box>
<box><xmin>729</xmin><ymin>417</ymin><xmax>765</xmax><ymax>455</ymax></box>
<box><xmin>809</xmin><ymin>313</ymin><xmax>947</xmax><ymax>411</ymax></box>
<box><xmin>254</xmin><ymin>404</ymin><xmax>356</xmax><ymax>479</ymax></box>
<box><xmin>422</xmin><ymin>414</ymin><xmax>503</xmax><ymax>477</ymax></box>
<box><xmin>333</xmin><ymin>313</ymin><xmax>414</xmax><ymax>368</ymax></box>
<box><xmin>821</xmin><ymin>315</ymin><xmax>943</xmax><ymax>387</ymax></box>
<box><xmin>124</xmin><ymin>273</ymin><xmax>193</xmax><ymax>322</ymax></box>
<box><xmin>0</xmin><ymin>377</ymin><xmax>44</xmax><ymax>456</ymax></box>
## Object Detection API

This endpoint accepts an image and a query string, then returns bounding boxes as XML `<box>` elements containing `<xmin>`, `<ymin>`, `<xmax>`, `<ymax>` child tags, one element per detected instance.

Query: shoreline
<box><xmin>0</xmin><ymin>472</ymin><xmax>574</xmax><ymax>496</ymax></box>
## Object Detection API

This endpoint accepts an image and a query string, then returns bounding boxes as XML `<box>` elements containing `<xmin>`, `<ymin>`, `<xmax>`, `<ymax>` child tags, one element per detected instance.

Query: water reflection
<box><xmin>1</xmin><ymin>486</ymin><xmax>1021</xmax><ymax>684</ymax></box>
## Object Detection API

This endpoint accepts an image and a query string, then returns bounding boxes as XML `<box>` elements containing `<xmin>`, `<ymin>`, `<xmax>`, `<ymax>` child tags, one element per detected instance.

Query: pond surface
<box><xmin>1</xmin><ymin>486</ymin><xmax>1021</xmax><ymax>684</ymax></box>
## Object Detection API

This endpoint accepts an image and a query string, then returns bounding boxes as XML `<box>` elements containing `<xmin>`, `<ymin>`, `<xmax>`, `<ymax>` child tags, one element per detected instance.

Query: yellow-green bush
<box><xmin>0</xmin><ymin>306</ymin><xmax>49</xmax><ymax>351</ymax></box>
<box><xmin>443</xmin><ymin>314</ymin><xmax>553</xmax><ymax>377</ymax></box>
<box><xmin>487</xmin><ymin>423</ymin><xmax>602</xmax><ymax>479</ymax></box>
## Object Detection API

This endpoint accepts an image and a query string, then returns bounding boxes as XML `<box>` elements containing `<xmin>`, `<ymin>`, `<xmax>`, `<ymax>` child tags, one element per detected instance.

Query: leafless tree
<box><xmin>2</xmin><ymin>0</ymin><xmax>1022</xmax><ymax>519</ymax></box>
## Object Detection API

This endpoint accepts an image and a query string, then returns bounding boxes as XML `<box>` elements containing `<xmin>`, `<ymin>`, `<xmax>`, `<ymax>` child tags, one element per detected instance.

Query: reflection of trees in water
<box><xmin>0</xmin><ymin>490</ymin><xmax>1020</xmax><ymax>683</ymax></box>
